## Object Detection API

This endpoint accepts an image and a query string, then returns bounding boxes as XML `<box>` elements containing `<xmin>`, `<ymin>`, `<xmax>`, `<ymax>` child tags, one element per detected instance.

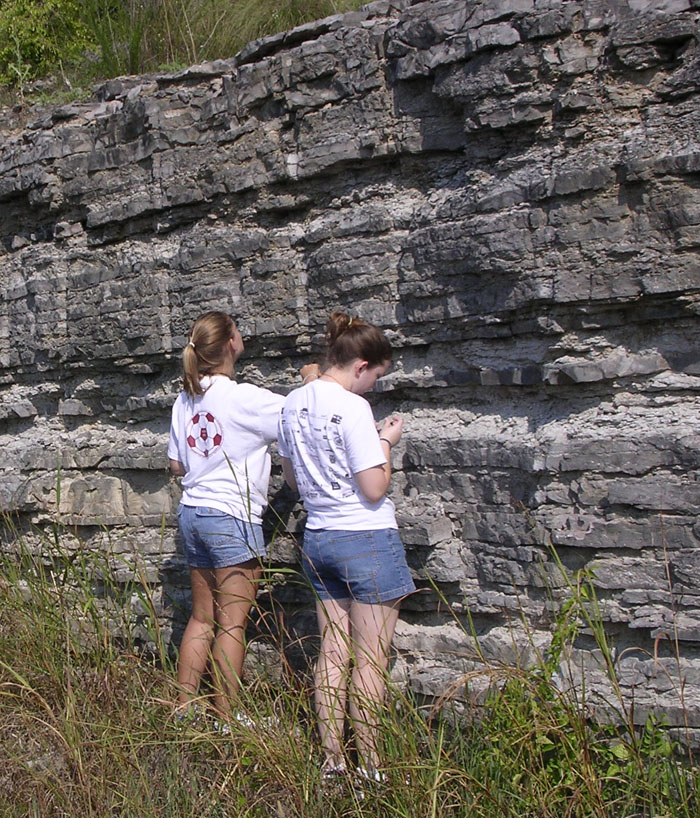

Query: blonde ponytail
<box><xmin>181</xmin><ymin>312</ymin><xmax>236</xmax><ymax>398</ymax></box>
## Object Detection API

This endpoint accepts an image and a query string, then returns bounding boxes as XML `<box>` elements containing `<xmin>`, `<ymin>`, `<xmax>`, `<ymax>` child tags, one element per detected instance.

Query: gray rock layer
<box><xmin>2</xmin><ymin>0</ymin><xmax>700</xmax><ymax>737</ymax></box>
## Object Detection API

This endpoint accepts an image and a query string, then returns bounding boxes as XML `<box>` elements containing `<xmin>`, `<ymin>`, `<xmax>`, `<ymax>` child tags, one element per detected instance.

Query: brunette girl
<box><xmin>277</xmin><ymin>311</ymin><xmax>415</xmax><ymax>779</ymax></box>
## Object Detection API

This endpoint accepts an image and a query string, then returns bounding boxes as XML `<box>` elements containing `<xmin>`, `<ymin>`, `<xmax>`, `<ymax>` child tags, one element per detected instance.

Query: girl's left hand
<box><xmin>379</xmin><ymin>416</ymin><xmax>403</xmax><ymax>447</ymax></box>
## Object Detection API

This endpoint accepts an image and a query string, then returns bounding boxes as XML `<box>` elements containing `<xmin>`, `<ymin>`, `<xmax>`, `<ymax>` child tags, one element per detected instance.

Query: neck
<box><xmin>320</xmin><ymin>367</ymin><xmax>353</xmax><ymax>390</ymax></box>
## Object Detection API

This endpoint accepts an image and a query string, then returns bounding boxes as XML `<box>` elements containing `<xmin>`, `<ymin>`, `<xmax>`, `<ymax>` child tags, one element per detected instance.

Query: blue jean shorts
<box><xmin>177</xmin><ymin>504</ymin><xmax>266</xmax><ymax>569</ymax></box>
<box><xmin>302</xmin><ymin>528</ymin><xmax>415</xmax><ymax>604</ymax></box>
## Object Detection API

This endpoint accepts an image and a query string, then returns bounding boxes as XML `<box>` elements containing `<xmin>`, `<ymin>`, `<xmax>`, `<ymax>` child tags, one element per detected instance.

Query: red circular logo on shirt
<box><xmin>185</xmin><ymin>412</ymin><xmax>223</xmax><ymax>457</ymax></box>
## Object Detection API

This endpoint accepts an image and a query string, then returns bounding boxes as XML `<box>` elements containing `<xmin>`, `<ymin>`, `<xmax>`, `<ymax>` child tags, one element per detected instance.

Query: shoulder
<box><xmin>171</xmin><ymin>391</ymin><xmax>189</xmax><ymax>411</ymax></box>
<box><xmin>283</xmin><ymin>384</ymin><xmax>306</xmax><ymax>406</ymax></box>
<box><xmin>342</xmin><ymin>390</ymin><xmax>372</xmax><ymax>413</ymax></box>
<box><xmin>236</xmin><ymin>381</ymin><xmax>282</xmax><ymax>400</ymax></box>
<box><xmin>236</xmin><ymin>382</ymin><xmax>285</xmax><ymax>408</ymax></box>
<box><xmin>349</xmin><ymin>391</ymin><xmax>370</xmax><ymax>408</ymax></box>
<box><xmin>342</xmin><ymin>394</ymin><xmax>376</xmax><ymax>430</ymax></box>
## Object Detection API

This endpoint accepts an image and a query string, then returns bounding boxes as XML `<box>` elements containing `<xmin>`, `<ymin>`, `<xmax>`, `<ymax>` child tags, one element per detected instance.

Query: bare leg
<box><xmin>177</xmin><ymin>567</ymin><xmax>216</xmax><ymax>707</ymax></box>
<box><xmin>315</xmin><ymin>598</ymin><xmax>352</xmax><ymax>767</ymax></box>
<box><xmin>211</xmin><ymin>559</ymin><xmax>262</xmax><ymax>715</ymax></box>
<box><xmin>348</xmin><ymin>599</ymin><xmax>401</xmax><ymax>770</ymax></box>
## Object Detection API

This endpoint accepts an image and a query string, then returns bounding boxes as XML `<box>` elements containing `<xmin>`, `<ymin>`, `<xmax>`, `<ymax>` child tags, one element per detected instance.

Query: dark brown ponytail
<box><xmin>324</xmin><ymin>311</ymin><xmax>392</xmax><ymax>369</ymax></box>
<box><xmin>182</xmin><ymin>311</ymin><xmax>236</xmax><ymax>397</ymax></box>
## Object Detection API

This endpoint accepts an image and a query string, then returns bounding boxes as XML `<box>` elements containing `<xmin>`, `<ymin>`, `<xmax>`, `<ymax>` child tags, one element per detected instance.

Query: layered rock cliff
<box><xmin>1</xmin><ymin>0</ymin><xmax>700</xmax><ymax>737</ymax></box>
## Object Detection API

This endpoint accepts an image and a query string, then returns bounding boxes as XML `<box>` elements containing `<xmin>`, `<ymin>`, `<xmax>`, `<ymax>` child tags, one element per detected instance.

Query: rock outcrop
<box><xmin>2</xmin><ymin>0</ymin><xmax>700</xmax><ymax>738</ymax></box>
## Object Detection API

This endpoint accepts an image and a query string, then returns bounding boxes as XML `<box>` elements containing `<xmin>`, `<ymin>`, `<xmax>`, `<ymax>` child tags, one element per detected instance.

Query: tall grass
<box><xmin>0</xmin><ymin>510</ymin><xmax>697</xmax><ymax>817</ymax></box>
<box><xmin>0</xmin><ymin>0</ymin><xmax>366</xmax><ymax>98</ymax></box>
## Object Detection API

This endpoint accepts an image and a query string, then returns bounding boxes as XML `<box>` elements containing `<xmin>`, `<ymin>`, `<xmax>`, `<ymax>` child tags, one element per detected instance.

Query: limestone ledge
<box><xmin>2</xmin><ymin>0</ymin><xmax>700</xmax><ymax>725</ymax></box>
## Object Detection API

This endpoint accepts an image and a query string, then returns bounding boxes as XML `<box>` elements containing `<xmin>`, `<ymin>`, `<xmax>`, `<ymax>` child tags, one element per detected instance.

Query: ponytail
<box><xmin>182</xmin><ymin>312</ymin><xmax>236</xmax><ymax>397</ymax></box>
<box><xmin>324</xmin><ymin>311</ymin><xmax>392</xmax><ymax>369</ymax></box>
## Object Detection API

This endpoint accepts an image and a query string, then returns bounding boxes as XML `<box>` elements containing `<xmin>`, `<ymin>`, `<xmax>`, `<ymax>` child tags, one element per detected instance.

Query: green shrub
<box><xmin>0</xmin><ymin>0</ymin><xmax>365</xmax><ymax>95</ymax></box>
<box><xmin>0</xmin><ymin>0</ymin><xmax>93</xmax><ymax>87</ymax></box>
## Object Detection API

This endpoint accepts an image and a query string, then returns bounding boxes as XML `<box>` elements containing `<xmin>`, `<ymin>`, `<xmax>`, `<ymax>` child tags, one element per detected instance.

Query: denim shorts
<box><xmin>177</xmin><ymin>504</ymin><xmax>266</xmax><ymax>569</ymax></box>
<box><xmin>302</xmin><ymin>528</ymin><xmax>415</xmax><ymax>604</ymax></box>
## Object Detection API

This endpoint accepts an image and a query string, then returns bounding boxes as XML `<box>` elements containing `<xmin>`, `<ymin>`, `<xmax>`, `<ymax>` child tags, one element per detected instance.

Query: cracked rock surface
<box><xmin>2</xmin><ymin>0</ymin><xmax>700</xmax><ymax>737</ymax></box>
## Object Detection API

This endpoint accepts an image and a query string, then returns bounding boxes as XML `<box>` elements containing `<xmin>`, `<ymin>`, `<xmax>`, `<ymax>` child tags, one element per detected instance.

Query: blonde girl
<box><xmin>278</xmin><ymin>311</ymin><xmax>415</xmax><ymax>779</ymax></box>
<box><xmin>168</xmin><ymin>311</ymin><xmax>293</xmax><ymax>722</ymax></box>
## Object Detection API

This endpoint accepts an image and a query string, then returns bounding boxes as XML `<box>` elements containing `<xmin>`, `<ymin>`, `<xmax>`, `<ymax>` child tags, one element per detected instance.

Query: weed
<box><xmin>0</xmin><ymin>508</ymin><xmax>698</xmax><ymax>817</ymax></box>
<box><xmin>0</xmin><ymin>0</ymin><xmax>367</xmax><ymax>105</ymax></box>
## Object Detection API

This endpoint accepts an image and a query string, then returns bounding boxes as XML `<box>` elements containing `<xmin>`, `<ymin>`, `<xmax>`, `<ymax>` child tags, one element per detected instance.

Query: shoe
<box><xmin>173</xmin><ymin>703</ymin><xmax>203</xmax><ymax>728</ymax></box>
<box><xmin>211</xmin><ymin>718</ymin><xmax>232</xmax><ymax>736</ymax></box>
<box><xmin>321</xmin><ymin>759</ymin><xmax>347</xmax><ymax>781</ymax></box>
<box><xmin>355</xmin><ymin>766</ymin><xmax>386</xmax><ymax>784</ymax></box>
<box><xmin>239</xmin><ymin>711</ymin><xmax>280</xmax><ymax>730</ymax></box>
<box><xmin>233</xmin><ymin>711</ymin><xmax>256</xmax><ymax>730</ymax></box>
<box><xmin>321</xmin><ymin>759</ymin><xmax>348</xmax><ymax>792</ymax></box>
<box><xmin>212</xmin><ymin>711</ymin><xmax>278</xmax><ymax>734</ymax></box>
<box><xmin>352</xmin><ymin>765</ymin><xmax>387</xmax><ymax>800</ymax></box>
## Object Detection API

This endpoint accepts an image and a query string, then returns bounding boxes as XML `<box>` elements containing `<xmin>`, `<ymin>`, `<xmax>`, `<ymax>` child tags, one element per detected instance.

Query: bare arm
<box><xmin>169</xmin><ymin>458</ymin><xmax>186</xmax><ymax>477</ymax></box>
<box><xmin>354</xmin><ymin>416</ymin><xmax>403</xmax><ymax>504</ymax></box>
<box><xmin>354</xmin><ymin>459</ymin><xmax>391</xmax><ymax>504</ymax></box>
<box><xmin>281</xmin><ymin>456</ymin><xmax>298</xmax><ymax>492</ymax></box>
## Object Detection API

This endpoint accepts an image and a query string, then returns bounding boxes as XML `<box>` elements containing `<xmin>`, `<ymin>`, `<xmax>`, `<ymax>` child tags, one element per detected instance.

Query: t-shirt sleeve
<box><xmin>250</xmin><ymin>387</ymin><xmax>286</xmax><ymax>443</ymax></box>
<box><xmin>344</xmin><ymin>398</ymin><xmax>387</xmax><ymax>475</ymax></box>
<box><xmin>277</xmin><ymin>404</ymin><xmax>290</xmax><ymax>458</ymax></box>
<box><xmin>167</xmin><ymin>396</ymin><xmax>183</xmax><ymax>461</ymax></box>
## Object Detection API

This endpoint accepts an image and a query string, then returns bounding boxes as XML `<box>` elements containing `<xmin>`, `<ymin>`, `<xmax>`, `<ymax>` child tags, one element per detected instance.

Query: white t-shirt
<box><xmin>277</xmin><ymin>379</ymin><xmax>397</xmax><ymax>531</ymax></box>
<box><xmin>168</xmin><ymin>375</ymin><xmax>284</xmax><ymax>525</ymax></box>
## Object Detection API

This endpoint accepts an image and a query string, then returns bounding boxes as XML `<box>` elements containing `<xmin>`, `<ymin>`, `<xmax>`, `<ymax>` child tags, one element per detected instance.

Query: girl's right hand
<box><xmin>301</xmin><ymin>363</ymin><xmax>321</xmax><ymax>383</ymax></box>
<box><xmin>379</xmin><ymin>416</ymin><xmax>403</xmax><ymax>447</ymax></box>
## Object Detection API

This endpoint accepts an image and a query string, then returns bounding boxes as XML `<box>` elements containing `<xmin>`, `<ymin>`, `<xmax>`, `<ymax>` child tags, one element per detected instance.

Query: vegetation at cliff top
<box><xmin>0</xmin><ymin>513</ymin><xmax>698</xmax><ymax>817</ymax></box>
<box><xmin>0</xmin><ymin>0</ymin><xmax>364</xmax><ymax>102</ymax></box>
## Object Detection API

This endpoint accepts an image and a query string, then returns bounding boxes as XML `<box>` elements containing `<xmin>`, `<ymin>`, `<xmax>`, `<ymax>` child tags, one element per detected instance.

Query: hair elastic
<box><xmin>187</xmin><ymin>340</ymin><xmax>195</xmax><ymax>349</ymax></box>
